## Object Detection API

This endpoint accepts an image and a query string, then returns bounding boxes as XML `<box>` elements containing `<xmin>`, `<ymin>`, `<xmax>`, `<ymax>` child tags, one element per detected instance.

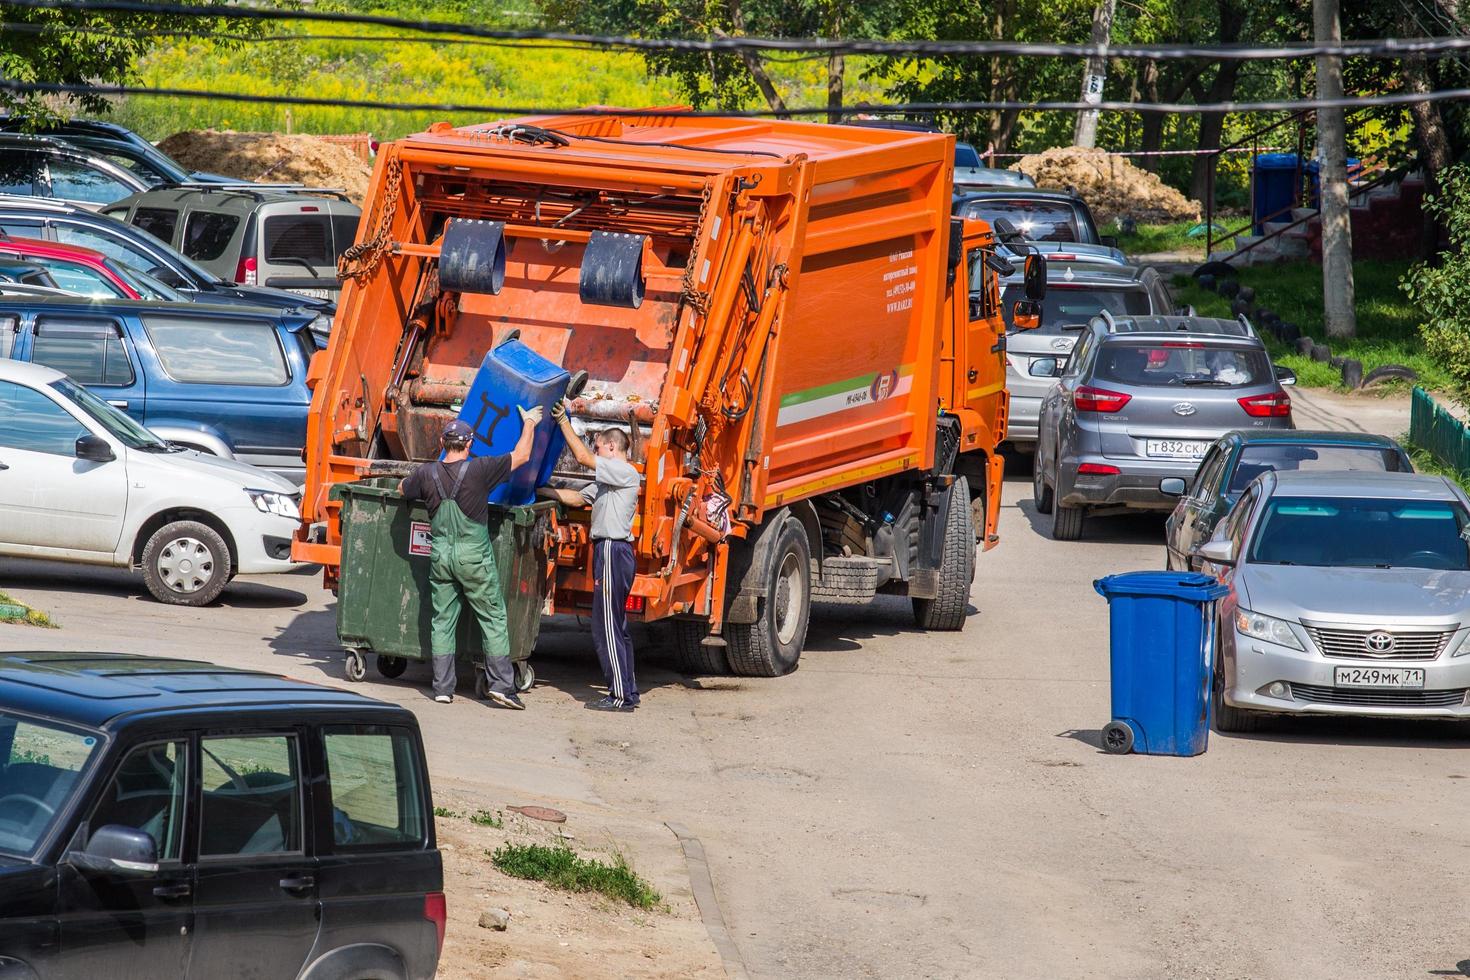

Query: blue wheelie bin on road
<box><xmin>1093</xmin><ymin>572</ymin><xmax>1230</xmax><ymax>757</ymax></box>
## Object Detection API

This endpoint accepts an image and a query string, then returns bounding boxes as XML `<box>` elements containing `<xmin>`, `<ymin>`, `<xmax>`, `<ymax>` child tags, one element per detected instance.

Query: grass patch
<box><xmin>490</xmin><ymin>842</ymin><xmax>663</xmax><ymax>911</ymax></box>
<box><xmin>1108</xmin><ymin>220</ymin><xmax>1208</xmax><ymax>257</ymax></box>
<box><xmin>1405</xmin><ymin>440</ymin><xmax>1470</xmax><ymax>493</ymax></box>
<box><xmin>0</xmin><ymin>591</ymin><xmax>56</xmax><ymax>629</ymax></box>
<box><xmin>469</xmin><ymin>809</ymin><xmax>504</xmax><ymax>829</ymax></box>
<box><xmin>1170</xmin><ymin>260</ymin><xmax>1449</xmax><ymax>392</ymax></box>
<box><xmin>433</xmin><ymin>806</ymin><xmax>461</xmax><ymax>819</ymax></box>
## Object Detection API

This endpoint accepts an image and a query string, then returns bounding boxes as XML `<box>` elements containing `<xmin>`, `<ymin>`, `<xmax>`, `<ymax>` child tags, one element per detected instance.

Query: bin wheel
<box><xmin>473</xmin><ymin>669</ymin><xmax>490</xmax><ymax>701</ymax></box>
<box><xmin>376</xmin><ymin>655</ymin><xmax>408</xmax><ymax>679</ymax></box>
<box><xmin>1101</xmin><ymin>721</ymin><xmax>1134</xmax><ymax>754</ymax></box>
<box><xmin>514</xmin><ymin>661</ymin><xmax>536</xmax><ymax>693</ymax></box>
<box><xmin>344</xmin><ymin>649</ymin><xmax>367</xmax><ymax>683</ymax></box>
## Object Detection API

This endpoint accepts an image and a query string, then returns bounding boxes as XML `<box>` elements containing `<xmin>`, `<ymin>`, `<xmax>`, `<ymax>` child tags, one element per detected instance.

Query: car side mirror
<box><xmin>69</xmin><ymin>825</ymin><xmax>159</xmax><ymax>875</ymax></box>
<box><xmin>1011</xmin><ymin>299</ymin><xmax>1042</xmax><ymax>331</ymax></box>
<box><xmin>75</xmin><ymin>434</ymin><xmax>116</xmax><ymax>463</ymax></box>
<box><xmin>1027</xmin><ymin>356</ymin><xmax>1060</xmax><ymax>378</ymax></box>
<box><xmin>1274</xmin><ymin>365</ymin><xmax>1297</xmax><ymax>386</ymax></box>
<box><xmin>1023</xmin><ymin>253</ymin><xmax>1047</xmax><ymax>300</ymax></box>
<box><xmin>1193</xmin><ymin>539</ymin><xmax>1236</xmax><ymax>567</ymax></box>
<box><xmin>1100</xmin><ymin>235</ymin><xmax>1118</xmax><ymax>248</ymax></box>
<box><xmin>1159</xmin><ymin>477</ymin><xmax>1187</xmax><ymax>497</ymax></box>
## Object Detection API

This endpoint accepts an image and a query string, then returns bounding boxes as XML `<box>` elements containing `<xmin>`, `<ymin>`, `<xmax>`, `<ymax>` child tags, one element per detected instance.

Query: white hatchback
<box><xmin>0</xmin><ymin>360</ymin><xmax>300</xmax><ymax>606</ymax></box>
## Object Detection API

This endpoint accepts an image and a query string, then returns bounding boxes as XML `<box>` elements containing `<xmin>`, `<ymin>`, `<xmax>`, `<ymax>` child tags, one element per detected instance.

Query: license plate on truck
<box><xmin>1145</xmin><ymin>439</ymin><xmax>1209</xmax><ymax>459</ymax></box>
<box><xmin>1334</xmin><ymin>666</ymin><xmax>1426</xmax><ymax>689</ymax></box>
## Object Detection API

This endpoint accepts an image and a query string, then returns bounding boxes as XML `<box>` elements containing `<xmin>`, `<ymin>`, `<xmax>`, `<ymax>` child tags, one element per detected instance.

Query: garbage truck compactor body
<box><xmin>295</xmin><ymin>111</ymin><xmax>1015</xmax><ymax>677</ymax></box>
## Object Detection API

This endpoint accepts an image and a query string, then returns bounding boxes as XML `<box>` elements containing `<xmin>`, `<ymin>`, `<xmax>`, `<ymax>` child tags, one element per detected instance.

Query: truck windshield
<box><xmin>0</xmin><ymin>711</ymin><xmax>101</xmax><ymax>857</ymax></box>
<box><xmin>1249</xmin><ymin>496</ymin><xmax>1470</xmax><ymax>570</ymax></box>
<box><xmin>50</xmin><ymin>377</ymin><xmax>171</xmax><ymax>451</ymax></box>
<box><xmin>1001</xmin><ymin>284</ymin><xmax>1151</xmax><ymax>335</ymax></box>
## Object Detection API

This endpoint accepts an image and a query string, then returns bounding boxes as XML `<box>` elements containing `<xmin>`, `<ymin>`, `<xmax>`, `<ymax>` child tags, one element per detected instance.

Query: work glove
<box><xmin>551</xmin><ymin>400</ymin><xmax>566</xmax><ymax>422</ymax></box>
<box><xmin>518</xmin><ymin>405</ymin><xmax>544</xmax><ymax>426</ymax></box>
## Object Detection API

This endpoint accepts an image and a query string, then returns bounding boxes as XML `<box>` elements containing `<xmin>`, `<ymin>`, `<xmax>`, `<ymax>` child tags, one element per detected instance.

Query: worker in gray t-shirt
<box><xmin>538</xmin><ymin>405</ymin><xmax>642</xmax><ymax>711</ymax></box>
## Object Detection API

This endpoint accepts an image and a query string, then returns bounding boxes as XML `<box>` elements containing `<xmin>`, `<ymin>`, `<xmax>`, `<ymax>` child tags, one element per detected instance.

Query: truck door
<box><xmin>963</xmin><ymin>247</ymin><xmax>1005</xmax><ymax>413</ymax></box>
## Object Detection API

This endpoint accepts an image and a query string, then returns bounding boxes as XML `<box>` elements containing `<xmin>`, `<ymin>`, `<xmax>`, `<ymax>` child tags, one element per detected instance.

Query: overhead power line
<box><xmin>10</xmin><ymin>78</ymin><xmax>1470</xmax><ymax>118</ymax></box>
<box><xmin>13</xmin><ymin>0</ymin><xmax>1470</xmax><ymax>61</ymax></box>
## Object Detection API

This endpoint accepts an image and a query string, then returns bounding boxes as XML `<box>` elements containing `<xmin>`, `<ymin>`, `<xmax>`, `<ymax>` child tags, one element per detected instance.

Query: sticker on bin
<box><xmin>408</xmin><ymin>521</ymin><xmax>432</xmax><ymax>557</ymax></box>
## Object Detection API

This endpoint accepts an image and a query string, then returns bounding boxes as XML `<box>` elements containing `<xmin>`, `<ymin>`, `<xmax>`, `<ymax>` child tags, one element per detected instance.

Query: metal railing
<box><xmin>1409</xmin><ymin>386</ymin><xmax>1470</xmax><ymax>477</ymax></box>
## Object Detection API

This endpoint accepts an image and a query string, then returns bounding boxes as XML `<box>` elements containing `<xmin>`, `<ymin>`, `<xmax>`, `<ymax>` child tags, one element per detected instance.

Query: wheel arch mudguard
<box><xmin>145</xmin><ymin>421</ymin><xmax>236</xmax><ymax>459</ymax></box>
<box><xmin>297</xmin><ymin>943</ymin><xmax>407</xmax><ymax>980</ymax></box>
<box><xmin>723</xmin><ymin>501</ymin><xmax>820</xmax><ymax>625</ymax></box>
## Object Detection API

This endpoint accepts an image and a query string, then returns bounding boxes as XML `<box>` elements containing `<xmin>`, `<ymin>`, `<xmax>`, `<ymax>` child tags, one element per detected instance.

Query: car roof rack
<box><xmin>0</xmin><ymin>194</ymin><xmax>74</xmax><ymax>212</ymax></box>
<box><xmin>1235</xmin><ymin>313</ymin><xmax>1259</xmax><ymax>338</ymax></box>
<box><xmin>151</xmin><ymin>181</ymin><xmax>352</xmax><ymax>203</ymax></box>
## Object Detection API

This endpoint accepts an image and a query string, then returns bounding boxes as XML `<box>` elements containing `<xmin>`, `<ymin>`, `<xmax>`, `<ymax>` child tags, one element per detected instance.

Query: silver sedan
<box><xmin>1195</xmin><ymin>470</ymin><xmax>1470</xmax><ymax>731</ymax></box>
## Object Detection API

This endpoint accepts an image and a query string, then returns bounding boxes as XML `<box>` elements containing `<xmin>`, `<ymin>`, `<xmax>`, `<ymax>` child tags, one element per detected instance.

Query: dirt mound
<box><xmin>1010</xmin><ymin>146</ymin><xmax>1200</xmax><ymax>226</ymax></box>
<box><xmin>157</xmin><ymin>130</ymin><xmax>373</xmax><ymax>203</ymax></box>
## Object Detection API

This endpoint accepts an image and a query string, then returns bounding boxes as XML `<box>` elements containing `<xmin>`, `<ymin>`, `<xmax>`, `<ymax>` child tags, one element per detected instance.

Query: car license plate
<box><xmin>1145</xmin><ymin>439</ymin><xmax>1209</xmax><ymax>459</ymax></box>
<box><xmin>1333</xmin><ymin>666</ymin><xmax>1426</xmax><ymax>689</ymax></box>
<box><xmin>288</xmin><ymin>287</ymin><xmax>335</xmax><ymax>300</ymax></box>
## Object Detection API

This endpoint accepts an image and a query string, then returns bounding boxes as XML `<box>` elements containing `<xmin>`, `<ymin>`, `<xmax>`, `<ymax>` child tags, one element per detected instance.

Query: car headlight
<box><xmin>247</xmin><ymin>490</ymin><xmax>301</xmax><ymax>519</ymax></box>
<box><xmin>1235</xmin><ymin>608</ymin><xmax>1304</xmax><ymax>651</ymax></box>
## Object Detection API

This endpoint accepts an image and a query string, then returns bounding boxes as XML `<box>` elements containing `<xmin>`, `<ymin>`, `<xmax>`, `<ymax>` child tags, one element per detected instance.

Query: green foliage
<box><xmin>469</xmin><ymin>809</ymin><xmax>504</xmax><ymax>828</ymax></box>
<box><xmin>0</xmin><ymin>590</ymin><xmax>56</xmax><ymax>628</ymax></box>
<box><xmin>1172</xmin><ymin>260</ymin><xmax>1447</xmax><ymax>392</ymax></box>
<box><xmin>432</xmin><ymin>806</ymin><xmax>461</xmax><ymax>819</ymax></box>
<box><xmin>490</xmin><ymin>842</ymin><xmax>663</xmax><ymax>910</ymax></box>
<box><xmin>1405</xmin><ymin>165</ymin><xmax>1470</xmax><ymax>389</ymax></box>
<box><xmin>1405</xmin><ymin>441</ymin><xmax>1470</xmax><ymax>494</ymax></box>
<box><xmin>1106</xmin><ymin>221</ymin><xmax>1205</xmax><ymax>257</ymax></box>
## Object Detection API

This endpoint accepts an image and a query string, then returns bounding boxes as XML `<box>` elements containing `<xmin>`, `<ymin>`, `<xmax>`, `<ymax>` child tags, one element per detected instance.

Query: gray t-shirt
<box><xmin>581</xmin><ymin>457</ymin><xmax>640</xmax><ymax>541</ymax></box>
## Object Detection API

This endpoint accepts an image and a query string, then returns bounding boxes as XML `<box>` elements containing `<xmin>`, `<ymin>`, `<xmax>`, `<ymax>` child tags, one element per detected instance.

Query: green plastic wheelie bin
<box><xmin>332</xmin><ymin>477</ymin><xmax>549</xmax><ymax>694</ymax></box>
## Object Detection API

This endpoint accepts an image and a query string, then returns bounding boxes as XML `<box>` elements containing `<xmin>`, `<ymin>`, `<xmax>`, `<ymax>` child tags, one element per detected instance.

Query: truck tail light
<box><xmin>625</xmin><ymin>594</ymin><xmax>645</xmax><ymax>613</ymax></box>
<box><xmin>235</xmin><ymin>256</ymin><xmax>257</xmax><ymax>285</ymax></box>
<box><xmin>1074</xmin><ymin>386</ymin><xmax>1131</xmax><ymax>413</ymax></box>
<box><xmin>1077</xmin><ymin>463</ymin><xmax>1120</xmax><ymax>476</ymax></box>
<box><xmin>1238</xmin><ymin>391</ymin><xmax>1291</xmax><ymax>417</ymax></box>
<box><xmin>424</xmin><ymin>892</ymin><xmax>447</xmax><ymax>957</ymax></box>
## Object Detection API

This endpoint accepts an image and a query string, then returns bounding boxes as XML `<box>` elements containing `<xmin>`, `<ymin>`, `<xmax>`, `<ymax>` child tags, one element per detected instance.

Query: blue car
<box><xmin>0</xmin><ymin>295</ymin><xmax>315</xmax><ymax>482</ymax></box>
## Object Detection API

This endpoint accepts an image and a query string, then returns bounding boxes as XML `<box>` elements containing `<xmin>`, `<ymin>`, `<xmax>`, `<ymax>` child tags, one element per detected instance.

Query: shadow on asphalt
<box><xmin>0</xmin><ymin>557</ymin><xmax>307</xmax><ymax>608</ymax></box>
<box><xmin>1214</xmin><ymin>714</ymin><xmax>1470</xmax><ymax>749</ymax></box>
<box><xmin>1013</xmin><ymin>497</ymin><xmax>1170</xmax><ymax>550</ymax></box>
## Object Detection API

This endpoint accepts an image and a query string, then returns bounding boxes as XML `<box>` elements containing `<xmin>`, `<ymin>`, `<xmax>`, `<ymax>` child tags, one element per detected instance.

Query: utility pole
<box><xmin>1074</xmin><ymin>0</ymin><xmax>1117</xmax><ymax>148</ymax></box>
<box><xmin>1315</xmin><ymin>0</ymin><xmax>1356</xmax><ymax>337</ymax></box>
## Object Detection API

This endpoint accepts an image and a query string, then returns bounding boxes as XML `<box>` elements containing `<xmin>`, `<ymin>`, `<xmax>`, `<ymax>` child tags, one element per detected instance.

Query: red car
<box><xmin>0</xmin><ymin>235</ymin><xmax>179</xmax><ymax>301</ymax></box>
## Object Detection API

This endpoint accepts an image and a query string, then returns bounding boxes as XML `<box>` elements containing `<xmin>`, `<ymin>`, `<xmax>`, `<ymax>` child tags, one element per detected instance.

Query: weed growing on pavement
<box><xmin>470</xmin><ymin>809</ymin><xmax>504</xmax><ymax>829</ymax></box>
<box><xmin>489</xmin><ymin>842</ymin><xmax>663</xmax><ymax>911</ymax></box>
<box><xmin>433</xmin><ymin>806</ymin><xmax>461</xmax><ymax>819</ymax></box>
<box><xmin>0</xmin><ymin>591</ymin><xmax>57</xmax><ymax>629</ymax></box>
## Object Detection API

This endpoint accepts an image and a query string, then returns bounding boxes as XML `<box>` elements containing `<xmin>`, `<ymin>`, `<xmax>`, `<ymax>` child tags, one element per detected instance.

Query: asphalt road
<box><xmin>5</xmin><ymin>389</ymin><xmax>1467</xmax><ymax>978</ymax></box>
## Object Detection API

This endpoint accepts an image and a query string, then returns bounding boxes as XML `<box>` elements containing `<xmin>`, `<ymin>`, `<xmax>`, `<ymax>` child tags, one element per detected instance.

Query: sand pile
<box><xmin>157</xmin><ymin>130</ymin><xmax>373</xmax><ymax>203</ymax></box>
<box><xmin>1010</xmin><ymin>146</ymin><xmax>1200</xmax><ymax>225</ymax></box>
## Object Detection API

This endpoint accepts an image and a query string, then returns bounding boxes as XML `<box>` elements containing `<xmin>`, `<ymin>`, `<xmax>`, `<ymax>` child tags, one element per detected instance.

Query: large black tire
<box><xmin>1212</xmin><ymin>652</ymin><xmax>1263</xmax><ymax>734</ymax></box>
<box><xmin>913</xmin><ymin>476</ymin><xmax>976</xmax><ymax>631</ymax></box>
<box><xmin>1051</xmin><ymin>501</ymin><xmax>1085</xmax><ymax>541</ymax></box>
<box><xmin>1032</xmin><ymin>462</ymin><xmax>1053</xmax><ymax>515</ymax></box>
<box><xmin>725</xmin><ymin>518</ymin><xmax>811</xmax><ymax>677</ymax></box>
<box><xmin>141</xmin><ymin>519</ymin><xmax>231</xmax><ymax>606</ymax></box>
<box><xmin>672</xmin><ymin>618</ymin><xmax>730</xmax><ymax>675</ymax></box>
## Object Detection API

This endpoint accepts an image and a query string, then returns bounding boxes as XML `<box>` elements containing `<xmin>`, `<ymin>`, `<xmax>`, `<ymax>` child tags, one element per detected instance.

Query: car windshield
<box><xmin>1227</xmin><ymin>445</ymin><xmax>1409</xmax><ymax>495</ymax></box>
<box><xmin>1001</xmin><ymin>284</ymin><xmax>1151</xmax><ymax>335</ymax></box>
<box><xmin>0</xmin><ymin>711</ymin><xmax>101</xmax><ymax>857</ymax></box>
<box><xmin>1093</xmin><ymin>342</ymin><xmax>1271</xmax><ymax>387</ymax></box>
<box><xmin>109</xmin><ymin>260</ymin><xmax>184</xmax><ymax>302</ymax></box>
<box><xmin>50</xmin><ymin>377</ymin><xmax>170</xmax><ymax>450</ymax></box>
<box><xmin>962</xmin><ymin>199</ymin><xmax>1083</xmax><ymax>242</ymax></box>
<box><xmin>1249</xmin><ymin>495</ymin><xmax>1470</xmax><ymax>570</ymax></box>
<box><xmin>954</xmin><ymin>143</ymin><xmax>982</xmax><ymax>168</ymax></box>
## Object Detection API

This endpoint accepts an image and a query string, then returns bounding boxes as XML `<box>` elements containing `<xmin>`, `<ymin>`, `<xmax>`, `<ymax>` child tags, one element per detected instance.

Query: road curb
<box><xmin>666</xmin><ymin>821</ymin><xmax>749</xmax><ymax>980</ymax></box>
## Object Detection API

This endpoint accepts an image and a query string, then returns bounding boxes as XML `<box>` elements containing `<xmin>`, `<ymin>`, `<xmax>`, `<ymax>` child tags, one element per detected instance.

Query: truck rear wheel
<box><xmin>725</xmin><ymin>517</ymin><xmax>810</xmax><ymax>677</ymax></box>
<box><xmin>673</xmin><ymin>618</ymin><xmax>730</xmax><ymax>675</ymax></box>
<box><xmin>913</xmin><ymin>476</ymin><xmax>976</xmax><ymax>631</ymax></box>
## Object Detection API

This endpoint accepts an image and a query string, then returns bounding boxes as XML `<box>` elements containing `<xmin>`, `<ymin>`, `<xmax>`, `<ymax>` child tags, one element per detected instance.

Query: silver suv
<box><xmin>1034</xmin><ymin>314</ymin><xmax>1294</xmax><ymax>540</ymax></box>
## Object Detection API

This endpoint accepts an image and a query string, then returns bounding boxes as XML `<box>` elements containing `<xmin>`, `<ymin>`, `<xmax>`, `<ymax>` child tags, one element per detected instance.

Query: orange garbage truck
<box><xmin>293</xmin><ymin>111</ymin><xmax>1037</xmax><ymax>676</ymax></box>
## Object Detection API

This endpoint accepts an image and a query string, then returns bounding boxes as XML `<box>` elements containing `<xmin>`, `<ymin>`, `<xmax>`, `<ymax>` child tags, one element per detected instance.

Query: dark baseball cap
<box><xmin>442</xmin><ymin>419</ymin><xmax>474</xmax><ymax>442</ymax></box>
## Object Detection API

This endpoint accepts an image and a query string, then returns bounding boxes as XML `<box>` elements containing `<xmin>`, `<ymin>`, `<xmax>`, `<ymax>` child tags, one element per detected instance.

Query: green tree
<box><xmin>1404</xmin><ymin>165</ymin><xmax>1470</xmax><ymax>387</ymax></box>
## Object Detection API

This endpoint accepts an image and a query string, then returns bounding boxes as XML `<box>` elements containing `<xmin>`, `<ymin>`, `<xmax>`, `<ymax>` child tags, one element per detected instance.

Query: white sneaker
<box><xmin>434</xmin><ymin>695</ymin><xmax>453</xmax><ymax>704</ymax></box>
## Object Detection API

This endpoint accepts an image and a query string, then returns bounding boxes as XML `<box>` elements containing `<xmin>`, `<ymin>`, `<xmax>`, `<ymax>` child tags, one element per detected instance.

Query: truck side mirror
<box><xmin>1023</xmin><ymin>253</ymin><xmax>1047</xmax><ymax>300</ymax></box>
<box><xmin>1011</xmin><ymin>299</ymin><xmax>1042</xmax><ymax>331</ymax></box>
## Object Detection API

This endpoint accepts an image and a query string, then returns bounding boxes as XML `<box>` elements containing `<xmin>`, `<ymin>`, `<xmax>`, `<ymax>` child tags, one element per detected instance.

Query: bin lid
<box><xmin>1093</xmin><ymin>571</ymin><xmax>1229</xmax><ymax>602</ymax></box>
<box><xmin>1253</xmin><ymin>152</ymin><xmax>1301</xmax><ymax>170</ymax></box>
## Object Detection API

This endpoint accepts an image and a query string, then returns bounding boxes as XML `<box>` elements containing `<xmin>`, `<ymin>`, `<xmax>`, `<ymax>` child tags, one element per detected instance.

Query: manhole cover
<box><xmin>508</xmin><ymin>805</ymin><xmax>566</xmax><ymax>823</ymax></box>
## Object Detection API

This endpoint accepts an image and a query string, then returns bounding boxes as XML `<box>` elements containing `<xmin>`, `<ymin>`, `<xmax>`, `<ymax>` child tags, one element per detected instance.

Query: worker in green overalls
<box><xmin>400</xmin><ymin>410</ymin><xmax>541</xmax><ymax>708</ymax></box>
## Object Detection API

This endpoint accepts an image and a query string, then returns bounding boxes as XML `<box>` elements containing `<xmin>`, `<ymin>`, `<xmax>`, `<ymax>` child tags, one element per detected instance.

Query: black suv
<box><xmin>0</xmin><ymin>652</ymin><xmax>444</xmax><ymax>980</ymax></box>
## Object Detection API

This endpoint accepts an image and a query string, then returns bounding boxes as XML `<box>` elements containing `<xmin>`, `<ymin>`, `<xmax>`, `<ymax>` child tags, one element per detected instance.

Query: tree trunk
<box><xmin>721</xmin><ymin>3</ymin><xmax>788</xmax><ymax>118</ymax></box>
<box><xmin>1074</xmin><ymin>0</ymin><xmax>1118</xmax><ymax>147</ymax></box>
<box><xmin>1399</xmin><ymin>5</ymin><xmax>1452</xmax><ymax>257</ymax></box>
<box><xmin>1315</xmin><ymin>0</ymin><xmax>1356</xmax><ymax>338</ymax></box>
<box><xmin>1188</xmin><ymin>62</ymin><xmax>1241</xmax><ymax>205</ymax></box>
<box><xmin>826</xmin><ymin>53</ymin><xmax>844</xmax><ymax>125</ymax></box>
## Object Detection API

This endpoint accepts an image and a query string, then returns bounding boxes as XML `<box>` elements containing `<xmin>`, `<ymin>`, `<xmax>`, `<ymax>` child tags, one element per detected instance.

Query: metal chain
<box><xmin>679</xmin><ymin>179</ymin><xmax>715</xmax><ymax>317</ymax></box>
<box><xmin>338</xmin><ymin>155</ymin><xmax>403</xmax><ymax>284</ymax></box>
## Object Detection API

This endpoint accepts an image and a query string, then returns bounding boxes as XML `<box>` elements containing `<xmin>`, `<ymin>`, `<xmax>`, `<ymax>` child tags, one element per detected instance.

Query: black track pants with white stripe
<box><xmin>591</xmin><ymin>538</ymin><xmax>639</xmax><ymax>706</ymax></box>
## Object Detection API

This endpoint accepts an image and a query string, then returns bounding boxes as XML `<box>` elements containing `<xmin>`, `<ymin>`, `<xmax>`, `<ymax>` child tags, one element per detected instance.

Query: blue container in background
<box><xmin>1093</xmin><ymin>572</ymin><xmax>1230</xmax><ymax>757</ymax></box>
<box><xmin>1251</xmin><ymin>152</ymin><xmax>1302</xmax><ymax>234</ymax></box>
<box><xmin>1304</xmin><ymin>157</ymin><xmax>1361</xmax><ymax>210</ymax></box>
<box><xmin>455</xmin><ymin>338</ymin><xmax>569</xmax><ymax>506</ymax></box>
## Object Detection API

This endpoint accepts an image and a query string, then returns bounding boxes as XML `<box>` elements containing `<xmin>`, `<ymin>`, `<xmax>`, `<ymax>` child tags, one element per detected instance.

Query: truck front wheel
<box><xmin>726</xmin><ymin>517</ymin><xmax>811</xmax><ymax>677</ymax></box>
<box><xmin>913</xmin><ymin>476</ymin><xmax>976</xmax><ymax>631</ymax></box>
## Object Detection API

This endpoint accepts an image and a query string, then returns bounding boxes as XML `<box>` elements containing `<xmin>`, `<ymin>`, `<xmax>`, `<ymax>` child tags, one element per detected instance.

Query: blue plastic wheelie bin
<box><xmin>1093</xmin><ymin>572</ymin><xmax>1230</xmax><ymax>756</ymax></box>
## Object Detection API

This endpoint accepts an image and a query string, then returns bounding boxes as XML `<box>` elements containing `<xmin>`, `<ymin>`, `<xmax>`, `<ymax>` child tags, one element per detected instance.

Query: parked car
<box><xmin>0</xmin><ymin>235</ymin><xmax>185</xmax><ymax>302</ymax></box>
<box><xmin>0</xmin><ymin>650</ymin><xmax>444</xmax><ymax>977</ymax></box>
<box><xmin>0</xmin><ymin>294</ymin><xmax>315</xmax><ymax>481</ymax></box>
<box><xmin>0</xmin><ymin>134</ymin><xmax>151</xmax><ymax>210</ymax></box>
<box><xmin>0</xmin><ymin>258</ymin><xmax>56</xmax><ymax>288</ymax></box>
<box><xmin>1163</xmin><ymin>430</ymin><xmax>1412</xmax><ymax>571</ymax></box>
<box><xmin>0</xmin><ymin>117</ymin><xmax>234</xmax><ymax>185</ymax></box>
<box><xmin>955</xmin><ymin>188</ymin><xmax>1106</xmax><ymax>245</ymax></box>
<box><xmin>0</xmin><ymin>196</ymin><xmax>334</xmax><ymax>330</ymax></box>
<box><xmin>954</xmin><ymin>166</ymin><xmax>1036</xmax><ymax>193</ymax></box>
<box><xmin>104</xmin><ymin>186</ymin><xmax>361</xmax><ymax>302</ymax></box>
<box><xmin>1196</xmin><ymin>470</ymin><xmax>1470</xmax><ymax>731</ymax></box>
<box><xmin>0</xmin><ymin>360</ymin><xmax>301</xmax><ymax>604</ymax></box>
<box><xmin>1001</xmin><ymin>263</ymin><xmax>1176</xmax><ymax>450</ymax></box>
<box><xmin>1033</xmin><ymin>314</ymin><xmax>1295</xmax><ymax>540</ymax></box>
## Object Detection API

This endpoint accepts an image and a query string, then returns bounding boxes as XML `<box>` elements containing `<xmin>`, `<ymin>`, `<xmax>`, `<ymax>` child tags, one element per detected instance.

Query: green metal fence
<box><xmin>1409</xmin><ymin>386</ymin><xmax>1470</xmax><ymax>477</ymax></box>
